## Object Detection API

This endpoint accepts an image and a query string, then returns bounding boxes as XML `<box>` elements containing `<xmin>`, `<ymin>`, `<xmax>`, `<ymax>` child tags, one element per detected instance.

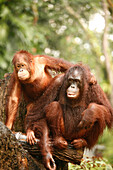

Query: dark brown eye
<box><xmin>22</xmin><ymin>64</ymin><xmax>24</xmax><ymax>67</ymax></box>
<box><xmin>75</xmin><ymin>79</ymin><xmax>81</xmax><ymax>84</ymax></box>
<box><xmin>75</xmin><ymin>79</ymin><xmax>80</xmax><ymax>82</ymax></box>
<box><xmin>68</xmin><ymin>78</ymin><xmax>73</xmax><ymax>84</ymax></box>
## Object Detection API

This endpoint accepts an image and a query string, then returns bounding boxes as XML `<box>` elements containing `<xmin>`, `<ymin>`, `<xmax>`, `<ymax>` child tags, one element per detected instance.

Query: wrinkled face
<box><xmin>66</xmin><ymin>69</ymin><xmax>83</xmax><ymax>99</ymax></box>
<box><xmin>14</xmin><ymin>54</ymin><xmax>31</xmax><ymax>81</ymax></box>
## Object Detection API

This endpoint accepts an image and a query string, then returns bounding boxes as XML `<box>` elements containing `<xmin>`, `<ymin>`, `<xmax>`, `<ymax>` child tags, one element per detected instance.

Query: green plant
<box><xmin>69</xmin><ymin>157</ymin><xmax>112</xmax><ymax>170</ymax></box>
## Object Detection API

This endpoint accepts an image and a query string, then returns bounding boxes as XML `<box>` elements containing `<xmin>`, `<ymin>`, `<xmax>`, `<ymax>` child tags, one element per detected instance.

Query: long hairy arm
<box><xmin>25</xmin><ymin>74</ymin><xmax>64</xmax><ymax>131</ymax></box>
<box><xmin>39</xmin><ymin>55</ymin><xmax>74</xmax><ymax>72</ymax></box>
<box><xmin>5</xmin><ymin>73</ymin><xmax>21</xmax><ymax>129</ymax></box>
<box><xmin>87</xmin><ymin>84</ymin><xmax>113</xmax><ymax>128</ymax></box>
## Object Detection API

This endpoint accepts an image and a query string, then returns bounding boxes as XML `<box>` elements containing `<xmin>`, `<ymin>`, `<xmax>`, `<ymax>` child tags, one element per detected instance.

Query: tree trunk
<box><xmin>0</xmin><ymin>121</ymin><xmax>45</xmax><ymax>170</ymax></box>
<box><xmin>102</xmin><ymin>0</ymin><xmax>113</xmax><ymax>106</ymax></box>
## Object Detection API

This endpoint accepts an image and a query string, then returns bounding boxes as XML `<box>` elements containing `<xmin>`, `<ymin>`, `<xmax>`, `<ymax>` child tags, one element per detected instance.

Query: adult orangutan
<box><xmin>5</xmin><ymin>50</ymin><xmax>74</xmax><ymax>130</ymax></box>
<box><xmin>44</xmin><ymin>65</ymin><xmax>113</xmax><ymax>151</ymax></box>
<box><xmin>25</xmin><ymin>64</ymin><xmax>105</xmax><ymax>170</ymax></box>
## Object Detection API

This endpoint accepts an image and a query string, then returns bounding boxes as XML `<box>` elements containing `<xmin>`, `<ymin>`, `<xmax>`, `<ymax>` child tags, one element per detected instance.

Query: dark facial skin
<box><xmin>66</xmin><ymin>69</ymin><xmax>82</xmax><ymax>99</ymax></box>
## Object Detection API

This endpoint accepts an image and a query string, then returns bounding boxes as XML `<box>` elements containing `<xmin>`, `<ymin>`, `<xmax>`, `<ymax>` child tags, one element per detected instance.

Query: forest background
<box><xmin>0</xmin><ymin>0</ymin><xmax>113</xmax><ymax>166</ymax></box>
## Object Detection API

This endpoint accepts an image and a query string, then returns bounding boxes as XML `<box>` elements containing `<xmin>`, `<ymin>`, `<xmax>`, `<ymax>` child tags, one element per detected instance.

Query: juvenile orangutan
<box><xmin>5</xmin><ymin>50</ymin><xmax>74</xmax><ymax>131</ymax></box>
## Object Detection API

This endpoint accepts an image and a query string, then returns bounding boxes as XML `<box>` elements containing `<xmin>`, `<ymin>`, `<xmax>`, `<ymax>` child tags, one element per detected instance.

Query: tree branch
<box><xmin>62</xmin><ymin>0</ymin><xmax>102</xmax><ymax>61</ymax></box>
<box><xmin>102</xmin><ymin>0</ymin><xmax>113</xmax><ymax>105</ymax></box>
<box><xmin>15</xmin><ymin>132</ymin><xmax>84</xmax><ymax>165</ymax></box>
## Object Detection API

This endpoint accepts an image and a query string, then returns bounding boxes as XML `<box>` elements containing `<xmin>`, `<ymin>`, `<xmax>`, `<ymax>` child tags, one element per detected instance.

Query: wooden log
<box><xmin>14</xmin><ymin>132</ymin><xmax>84</xmax><ymax>165</ymax></box>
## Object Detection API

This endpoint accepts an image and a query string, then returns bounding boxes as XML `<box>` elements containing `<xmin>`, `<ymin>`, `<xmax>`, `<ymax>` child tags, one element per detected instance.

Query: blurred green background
<box><xmin>0</xmin><ymin>0</ymin><xmax>113</xmax><ymax>166</ymax></box>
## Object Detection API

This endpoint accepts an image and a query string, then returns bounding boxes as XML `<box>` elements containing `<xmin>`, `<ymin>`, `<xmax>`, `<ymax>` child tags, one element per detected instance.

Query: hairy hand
<box><xmin>71</xmin><ymin>138</ymin><xmax>87</xmax><ymax>148</ymax></box>
<box><xmin>26</xmin><ymin>129</ymin><xmax>37</xmax><ymax>145</ymax></box>
<box><xmin>54</xmin><ymin>136</ymin><xmax>68</xmax><ymax>149</ymax></box>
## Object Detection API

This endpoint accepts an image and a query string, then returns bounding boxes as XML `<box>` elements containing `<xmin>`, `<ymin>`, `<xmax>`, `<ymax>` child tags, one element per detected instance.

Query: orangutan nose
<box><xmin>19</xmin><ymin>69</ymin><xmax>24</xmax><ymax>72</ymax></box>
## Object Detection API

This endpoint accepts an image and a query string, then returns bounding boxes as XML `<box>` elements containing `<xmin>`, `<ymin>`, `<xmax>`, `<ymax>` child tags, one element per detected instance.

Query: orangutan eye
<box><xmin>17</xmin><ymin>65</ymin><xmax>20</xmax><ymax>68</ymax></box>
<box><xmin>68</xmin><ymin>78</ymin><xmax>73</xmax><ymax>84</ymax></box>
<box><xmin>75</xmin><ymin>79</ymin><xmax>80</xmax><ymax>83</ymax></box>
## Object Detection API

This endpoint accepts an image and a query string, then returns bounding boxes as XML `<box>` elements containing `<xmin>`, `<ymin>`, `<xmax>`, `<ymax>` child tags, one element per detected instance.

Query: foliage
<box><xmin>99</xmin><ymin>128</ymin><xmax>113</xmax><ymax>165</ymax></box>
<box><xmin>0</xmin><ymin>0</ymin><xmax>113</xmax><ymax>87</ymax></box>
<box><xmin>0</xmin><ymin>0</ymin><xmax>48</xmax><ymax>77</ymax></box>
<box><xmin>69</xmin><ymin>157</ymin><xmax>112</xmax><ymax>170</ymax></box>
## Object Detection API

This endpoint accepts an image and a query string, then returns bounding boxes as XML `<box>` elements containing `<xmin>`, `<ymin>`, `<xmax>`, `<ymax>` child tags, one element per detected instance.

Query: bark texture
<box><xmin>0</xmin><ymin>121</ymin><xmax>45</xmax><ymax>170</ymax></box>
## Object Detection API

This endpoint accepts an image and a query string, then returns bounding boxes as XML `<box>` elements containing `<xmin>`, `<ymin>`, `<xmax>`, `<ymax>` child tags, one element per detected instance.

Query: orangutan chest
<box><xmin>22</xmin><ymin>81</ymin><xmax>45</xmax><ymax>101</ymax></box>
<box><xmin>62</xmin><ymin>106</ymin><xmax>85</xmax><ymax>140</ymax></box>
